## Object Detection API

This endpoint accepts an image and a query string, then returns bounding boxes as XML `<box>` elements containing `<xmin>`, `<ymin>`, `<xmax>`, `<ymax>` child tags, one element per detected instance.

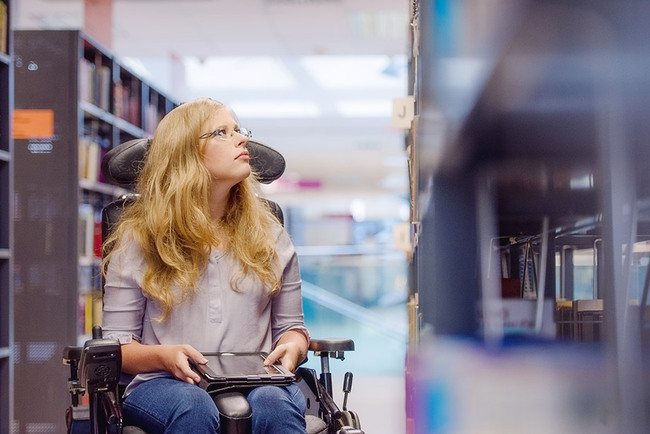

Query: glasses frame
<box><xmin>199</xmin><ymin>127</ymin><xmax>253</xmax><ymax>141</ymax></box>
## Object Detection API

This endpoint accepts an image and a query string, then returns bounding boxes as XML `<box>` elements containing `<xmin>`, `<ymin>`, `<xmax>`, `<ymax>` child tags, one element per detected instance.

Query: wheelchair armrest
<box><xmin>310</xmin><ymin>338</ymin><xmax>354</xmax><ymax>361</ymax></box>
<box><xmin>309</xmin><ymin>338</ymin><xmax>355</xmax><ymax>353</ymax></box>
<box><xmin>308</xmin><ymin>338</ymin><xmax>355</xmax><ymax>404</ymax></box>
<box><xmin>63</xmin><ymin>346</ymin><xmax>83</xmax><ymax>364</ymax></box>
<box><xmin>63</xmin><ymin>346</ymin><xmax>85</xmax><ymax>406</ymax></box>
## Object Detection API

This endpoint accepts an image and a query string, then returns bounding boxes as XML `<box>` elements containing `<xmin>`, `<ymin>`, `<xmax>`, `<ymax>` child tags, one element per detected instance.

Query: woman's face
<box><xmin>200</xmin><ymin>108</ymin><xmax>251</xmax><ymax>188</ymax></box>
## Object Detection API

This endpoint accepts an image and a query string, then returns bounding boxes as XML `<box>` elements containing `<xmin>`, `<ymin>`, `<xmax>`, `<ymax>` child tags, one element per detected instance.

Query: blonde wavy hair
<box><xmin>102</xmin><ymin>98</ymin><xmax>282</xmax><ymax>320</ymax></box>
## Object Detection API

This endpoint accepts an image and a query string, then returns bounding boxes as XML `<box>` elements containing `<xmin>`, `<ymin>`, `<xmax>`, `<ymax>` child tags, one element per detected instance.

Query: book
<box><xmin>0</xmin><ymin>2</ymin><xmax>7</xmax><ymax>54</ymax></box>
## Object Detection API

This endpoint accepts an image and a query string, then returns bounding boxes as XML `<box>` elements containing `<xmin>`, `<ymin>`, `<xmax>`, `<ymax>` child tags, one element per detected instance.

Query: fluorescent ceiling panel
<box><xmin>336</xmin><ymin>99</ymin><xmax>392</xmax><ymax>117</ymax></box>
<box><xmin>229</xmin><ymin>100</ymin><xmax>321</xmax><ymax>118</ymax></box>
<box><xmin>300</xmin><ymin>55</ymin><xmax>406</xmax><ymax>89</ymax></box>
<box><xmin>184</xmin><ymin>57</ymin><xmax>297</xmax><ymax>90</ymax></box>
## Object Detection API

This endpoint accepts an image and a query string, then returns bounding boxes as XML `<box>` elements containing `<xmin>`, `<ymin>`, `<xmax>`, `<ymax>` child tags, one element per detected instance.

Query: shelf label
<box><xmin>12</xmin><ymin>109</ymin><xmax>54</xmax><ymax>139</ymax></box>
<box><xmin>392</xmin><ymin>96</ymin><xmax>415</xmax><ymax>129</ymax></box>
<box><xmin>393</xmin><ymin>221</ymin><xmax>412</xmax><ymax>252</ymax></box>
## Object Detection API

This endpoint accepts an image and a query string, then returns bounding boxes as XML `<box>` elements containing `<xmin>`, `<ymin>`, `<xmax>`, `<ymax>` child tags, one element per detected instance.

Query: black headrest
<box><xmin>101</xmin><ymin>138</ymin><xmax>286</xmax><ymax>186</ymax></box>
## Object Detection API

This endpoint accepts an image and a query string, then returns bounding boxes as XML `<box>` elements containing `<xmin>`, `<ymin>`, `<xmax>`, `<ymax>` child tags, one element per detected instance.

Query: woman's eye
<box><xmin>216</xmin><ymin>129</ymin><xmax>228</xmax><ymax>137</ymax></box>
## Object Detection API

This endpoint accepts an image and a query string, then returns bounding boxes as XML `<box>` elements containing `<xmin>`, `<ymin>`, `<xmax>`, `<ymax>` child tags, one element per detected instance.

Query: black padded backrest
<box><xmin>263</xmin><ymin>199</ymin><xmax>284</xmax><ymax>226</ymax></box>
<box><xmin>101</xmin><ymin>195</ymin><xmax>139</xmax><ymax>247</ymax></box>
<box><xmin>101</xmin><ymin>138</ymin><xmax>286</xmax><ymax>187</ymax></box>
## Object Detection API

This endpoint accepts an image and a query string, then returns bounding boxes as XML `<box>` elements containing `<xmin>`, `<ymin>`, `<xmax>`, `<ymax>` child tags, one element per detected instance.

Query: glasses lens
<box><xmin>200</xmin><ymin>128</ymin><xmax>251</xmax><ymax>140</ymax></box>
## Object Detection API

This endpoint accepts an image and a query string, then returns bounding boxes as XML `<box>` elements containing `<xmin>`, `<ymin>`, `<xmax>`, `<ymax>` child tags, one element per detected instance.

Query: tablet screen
<box><xmin>193</xmin><ymin>352</ymin><xmax>295</xmax><ymax>383</ymax></box>
<box><xmin>205</xmin><ymin>353</ymin><xmax>273</xmax><ymax>376</ymax></box>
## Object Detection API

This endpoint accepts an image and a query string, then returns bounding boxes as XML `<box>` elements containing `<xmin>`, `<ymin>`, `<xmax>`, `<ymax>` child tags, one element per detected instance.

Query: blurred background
<box><xmin>13</xmin><ymin>0</ymin><xmax>411</xmax><ymax>432</ymax></box>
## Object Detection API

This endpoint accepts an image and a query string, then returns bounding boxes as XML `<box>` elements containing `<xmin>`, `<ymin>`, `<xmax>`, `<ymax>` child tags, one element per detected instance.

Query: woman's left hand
<box><xmin>264</xmin><ymin>330</ymin><xmax>309</xmax><ymax>372</ymax></box>
<box><xmin>265</xmin><ymin>342</ymin><xmax>302</xmax><ymax>372</ymax></box>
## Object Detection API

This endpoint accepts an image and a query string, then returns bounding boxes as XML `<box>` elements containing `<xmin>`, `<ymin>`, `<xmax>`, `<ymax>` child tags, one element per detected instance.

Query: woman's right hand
<box><xmin>121</xmin><ymin>341</ymin><xmax>208</xmax><ymax>384</ymax></box>
<box><xmin>160</xmin><ymin>344</ymin><xmax>208</xmax><ymax>384</ymax></box>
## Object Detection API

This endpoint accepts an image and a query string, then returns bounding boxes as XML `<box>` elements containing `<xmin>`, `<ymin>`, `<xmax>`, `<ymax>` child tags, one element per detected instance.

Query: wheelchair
<box><xmin>63</xmin><ymin>138</ymin><xmax>364</xmax><ymax>434</ymax></box>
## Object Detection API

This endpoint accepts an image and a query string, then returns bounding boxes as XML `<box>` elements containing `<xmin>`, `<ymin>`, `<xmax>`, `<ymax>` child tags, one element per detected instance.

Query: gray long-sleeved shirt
<box><xmin>102</xmin><ymin>221</ymin><xmax>309</xmax><ymax>395</ymax></box>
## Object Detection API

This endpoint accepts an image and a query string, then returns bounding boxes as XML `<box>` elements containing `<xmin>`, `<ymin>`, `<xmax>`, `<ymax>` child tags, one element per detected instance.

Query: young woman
<box><xmin>101</xmin><ymin>97</ymin><xmax>310</xmax><ymax>433</ymax></box>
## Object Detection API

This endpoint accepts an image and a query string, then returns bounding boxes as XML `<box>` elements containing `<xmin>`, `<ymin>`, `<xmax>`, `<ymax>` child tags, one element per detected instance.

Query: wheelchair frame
<box><xmin>64</xmin><ymin>328</ymin><xmax>363</xmax><ymax>433</ymax></box>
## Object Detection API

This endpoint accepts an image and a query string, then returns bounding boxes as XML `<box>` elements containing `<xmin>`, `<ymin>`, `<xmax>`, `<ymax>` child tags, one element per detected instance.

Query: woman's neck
<box><xmin>209</xmin><ymin>185</ymin><xmax>231</xmax><ymax>224</ymax></box>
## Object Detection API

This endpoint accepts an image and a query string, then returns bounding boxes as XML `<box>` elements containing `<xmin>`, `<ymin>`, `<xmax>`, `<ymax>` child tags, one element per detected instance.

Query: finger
<box><xmin>279</xmin><ymin>358</ymin><xmax>295</xmax><ymax>372</ymax></box>
<box><xmin>176</xmin><ymin>354</ymin><xmax>202</xmax><ymax>384</ymax></box>
<box><xmin>264</xmin><ymin>347</ymin><xmax>283</xmax><ymax>366</ymax></box>
<box><xmin>183</xmin><ymin>345</ymin><xmax>208</xmax><ymax>364</ymax></box>
<box><xmin>182</xmin><ymin>366</ymin><xmax>202</xmax><ymax>384</ymax></box>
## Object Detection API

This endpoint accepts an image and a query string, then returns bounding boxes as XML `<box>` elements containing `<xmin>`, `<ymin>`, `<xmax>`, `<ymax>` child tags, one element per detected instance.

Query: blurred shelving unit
<box><xmin>406</xmin><ymin>1</ymin><xmax>650</xmax><ymax>433</ymax></box>
<box><xmin>0</xmin><ymin>0</ymin><xmax>12</xmax><ymax>431</ymax></box>
<box><xmin>12</xmin><ymin>30</ymin><xmax>176</xmax><ymax>432</ymax></box>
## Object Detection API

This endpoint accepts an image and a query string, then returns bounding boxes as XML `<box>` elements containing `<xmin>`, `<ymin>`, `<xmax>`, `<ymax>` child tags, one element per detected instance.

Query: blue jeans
<box><xmin>122</xmin><ymin>377</ymin><xmax>307</xmax><ymax>434</ymax></box>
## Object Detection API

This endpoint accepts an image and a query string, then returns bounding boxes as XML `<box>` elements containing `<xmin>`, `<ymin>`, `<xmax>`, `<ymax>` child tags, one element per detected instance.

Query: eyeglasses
<box><xmin>199</xmin><ymin>127</ymin><xmax>252</xmax><ymax>141</ymax></box>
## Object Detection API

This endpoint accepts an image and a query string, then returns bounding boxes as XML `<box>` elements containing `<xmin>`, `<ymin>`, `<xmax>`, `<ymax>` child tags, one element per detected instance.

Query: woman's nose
<box><xmin>235</xmin><ymin>136</ymin><xmax>248</xmax><ymax>147</ymax></box>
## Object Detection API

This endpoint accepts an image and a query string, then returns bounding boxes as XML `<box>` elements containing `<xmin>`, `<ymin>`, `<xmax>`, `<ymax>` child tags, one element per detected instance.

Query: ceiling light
<box><xmin>229</xmin><ymin>100</ymin><xmax>320</xmax><ymax>118</ymax></box>
<box><xmin>184</xmin><ymin>57</ymin><xmax>297</xmax><ymax>90</ymax></box>
<box><xmin>301</xmin><ymin>55</ymin><xmax>407</xmax><ymax>89</ymax></box>
<box><xmin>336</xmin><ymin>100</ymin><xmax>392</xmax><ymax>118</ymax></box>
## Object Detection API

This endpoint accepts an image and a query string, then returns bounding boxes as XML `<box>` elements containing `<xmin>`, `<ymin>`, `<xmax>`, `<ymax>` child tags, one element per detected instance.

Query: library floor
<box><xmin>331</xmin><ymin>372</ymin><xmax>406</xmax><ymax>434</ymax></box>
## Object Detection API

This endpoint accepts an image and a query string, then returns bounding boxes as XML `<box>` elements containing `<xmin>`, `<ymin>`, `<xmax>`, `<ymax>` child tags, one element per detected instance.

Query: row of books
<box><xmin>79</xmin><ymin>135</ymin><xmax>109</xmax><ymax>183</ymax></box>
<box><xmin>79</xmin><ymin>57</ymin><xmax>111</xmax><ymax>111</ymax></box>
<box><xmin>114</xmin><ymin>78</ymin><xmax>142</xmax><ymax>126</ymax></box>
<box><xmin>79</xmin><ymin>60</ymin><xmax>174</xmax><ymax>135</ymax></box>
<box><xmin>78</xmin><ymin>260</ymin><xmax>102</xmax><ymax>339</ymax></box>
<box><xmin>80</xmin><ymin>59</ymin><xmax>159</xmax><ymax>128</ymax></box>
<box><xmin>0</xmin><ymin>1</ymin><xmax>6</xmax><ymax>54</ymax></box>
<box><xmin>78</xmin><ymin>290</ymin><xmax>103</xmax><ymax>341</ymax></box>
<box><xmin>79</xmin><ymin>202</ymin><xmax>102</xmax><ymax>259</ymax></box>
<box><xmin>79</xmin><ymin>262</ymin><xmax>102</xmax><ymax>293</ymax></box>
<box><xmin>145</xmin><ymin>101</ymin><xmax>165</xmax><ymax>134</ymax></box>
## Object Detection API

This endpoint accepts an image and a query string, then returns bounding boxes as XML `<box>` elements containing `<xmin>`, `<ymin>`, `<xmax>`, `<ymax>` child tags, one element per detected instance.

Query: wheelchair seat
<box><xmin>64</xmin><ymin>138</ymin><xmax>363</xmax><ymax>434</ymax></box>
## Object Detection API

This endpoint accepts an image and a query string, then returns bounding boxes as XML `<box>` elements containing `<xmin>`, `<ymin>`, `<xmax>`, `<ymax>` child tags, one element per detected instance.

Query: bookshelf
<box><xmin>0</xmin><ymin>1</ymin><xmax>12</xmax><ymax>431</ymax></box>
<box><xmin>13</xmin><ymin>29</ymin><xmax>176</xmax><ymax>432</ymax></box>
<box><xmin>407</xmin><ymin>1</ymin><xmax>650</xmax><ymax>433</ymax></box>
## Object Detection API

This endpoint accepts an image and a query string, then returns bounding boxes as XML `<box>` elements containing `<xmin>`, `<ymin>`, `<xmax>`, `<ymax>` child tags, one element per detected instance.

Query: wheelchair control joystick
<box><xmin>342</xmin><ymin>372</ymin><xmax>353</xmax><ymax>411</ymax></box>
<box><xmin>336</xmin><ymin>371</ymin><xmax>362</xmax><ymax>432</ymax></box>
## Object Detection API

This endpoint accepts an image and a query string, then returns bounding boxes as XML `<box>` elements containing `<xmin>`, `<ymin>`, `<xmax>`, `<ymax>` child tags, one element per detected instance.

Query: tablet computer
<box><xmin>189</xmin><ymin>352</ymin><xmax>296</xmax><ymax>393</ymax></box>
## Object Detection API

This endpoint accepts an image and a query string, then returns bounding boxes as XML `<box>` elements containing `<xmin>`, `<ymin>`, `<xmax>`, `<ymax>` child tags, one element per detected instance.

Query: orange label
<box><xmin>12</xmin><ymin>109</ymin><xmax>55</xmax><ymax>139</ymax></box>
